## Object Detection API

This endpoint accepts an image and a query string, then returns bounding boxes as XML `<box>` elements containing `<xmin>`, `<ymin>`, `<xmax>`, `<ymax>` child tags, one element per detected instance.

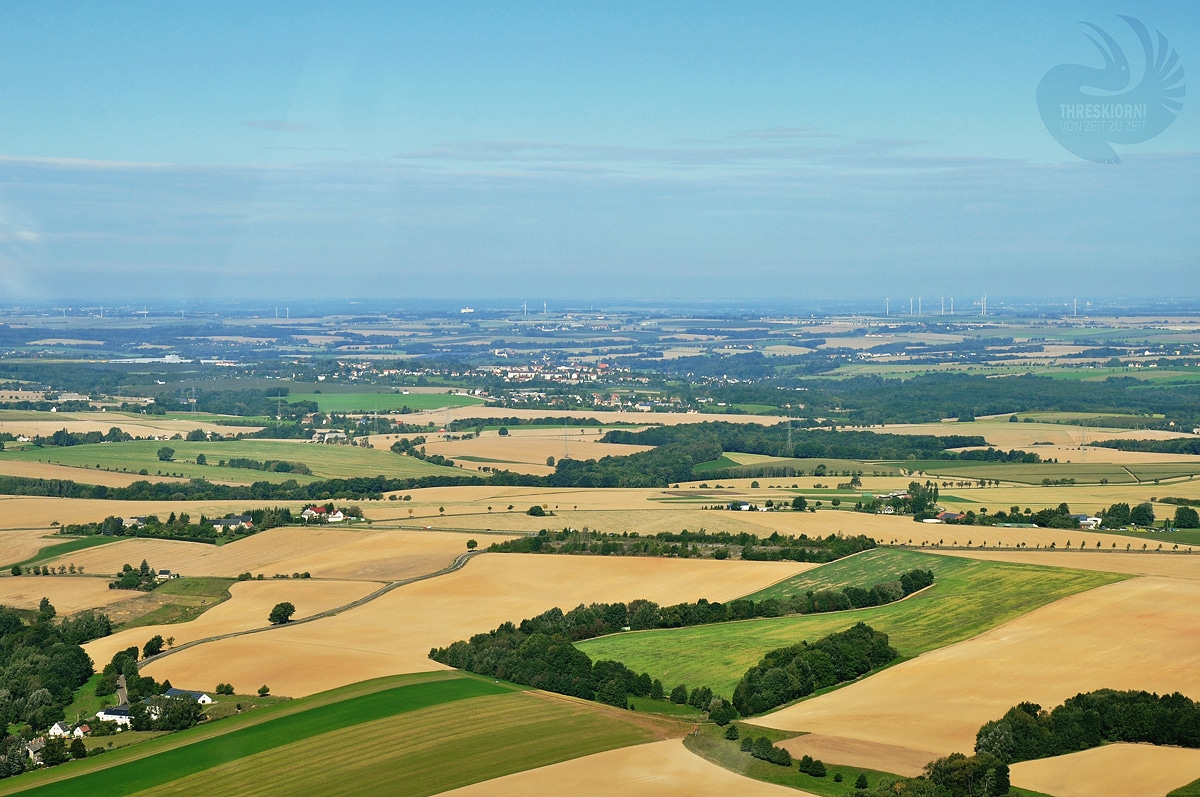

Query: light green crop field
<box><xmin>695</xmin><ymin>455</ymin><xmax>900</xmax><ymax>476</ymax></box>
<box><xmin>6</xmin><ymin>536</ymin><xmax>121</xmax><ymax>568</ymax></box>
<box><xmin>0</xmin><ymin>671</ymin><xmax>676</xmax><ymax>797</ymax></box>
<box><xmin>745</xmin><ymin>548</ymin><xmax>972</xmax><ymax>601</ymax></box>
<box><xmin>0</xmin><ymin>439</ymin><xmax>464</xmax><ymax>484</ymax></box>
<box><xmin>577</xmin><ymin>554</ymin><xmax>1123</xmax><ymax>697</ymax></box>
<box><xmin>289</xmin><ymin>391</ymin><xmax>484</xmax><ymax>413</ymax></box>
<box><xmin>119</xmin><ymin>577</ymin><xmax>237</xmax><ymax>630</ymax></box>
<box><xmin>899</xmin><ymin>460</ymin><xmax>1148</xmax><ymax>485</ymax></box>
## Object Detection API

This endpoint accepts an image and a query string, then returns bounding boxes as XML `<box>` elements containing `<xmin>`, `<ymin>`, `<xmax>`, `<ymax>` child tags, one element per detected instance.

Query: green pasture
<box><xmin>577</xmin><ymin>553</ymin><xmax>1123</xmax><ymax>697</ymax></box>
<box><xmin>5</xmin><ymin>536</ymin><xmax>121</xmax><ymax>569</ymax></box>
<box><xmin>289</xmin><ymin>391</ymin><xmax>483</xmax><ymax>414</ymax></box>
<box><xmin>747</xmin><ymin>548</ymin><xmax>972</xmax><ymax>602</ymax></box>
<box><xmin>694</xmin><ymin>454</ymin><xmax>899</xmax><ymax>476</ymax></box>
<box><xmin>900</xmin><ymin>459</ymin><xmax>1147</xmax><ymax>485</ymax></box>
<box><xmin>0</xmin><ymin>671</ymin><xmax>672</xmax><ymax>797</ymax></box>
<box><xmin>0</xmin><ymin>439</ymin><xmax>463</xmax><ymax>484</ymax></box>
<box><xmin>120</xmin><ymin>577</ymin><xmax>236</xmax><ymax>629</ymax></box>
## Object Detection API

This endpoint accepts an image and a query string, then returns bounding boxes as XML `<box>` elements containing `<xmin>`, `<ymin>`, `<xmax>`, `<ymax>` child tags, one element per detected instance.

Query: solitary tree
<box><xmin>195</xmin><ymin>453</ymin><xmax>207</xmax><ymax>465</ymax></box>
<box><xmin>142</xmin><ymin>635</ymin><xmax>165</xmax><ymax>658</ymax></box>
<box><xmin>268</xmin><ymin>602</ymin><xmax>296</xmax><ymax>624</ymax></box>
<box><xmin>466</xmin><ymin>539</ymin><xmax>478</xmax><ymax>550</ymax></box>
<box><xmin>855</xmin><ymin>773</ymin><xmax>869</xmax><ymax>790</ymax></box>
<box><xmin>258</xmin><ymin>684</ymin><xmax>270</xmax><ymax>696</ymax></box>
<box><xmin>156</xmin><ymin>446</ymin><xmax>175</xmax><ymax>462</ymax></box>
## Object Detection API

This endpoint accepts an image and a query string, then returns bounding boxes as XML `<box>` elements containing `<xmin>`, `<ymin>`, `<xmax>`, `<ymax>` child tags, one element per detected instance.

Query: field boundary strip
<box><xmin>137</xmin><ymin>549</ymin><xmax>484</xmax><ymax>670</ymax></box>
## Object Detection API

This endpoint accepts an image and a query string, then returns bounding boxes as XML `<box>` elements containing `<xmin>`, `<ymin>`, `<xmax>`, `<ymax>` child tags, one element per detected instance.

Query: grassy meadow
<box><xmin>578</xmin><ymin>551</ymin><xmax>1124</xmax><ymax>697</ymax></box>
<box><xmin>0</xmin><ymin>439</ymin><xmax>465</xmax><ymax>484</ymax></box>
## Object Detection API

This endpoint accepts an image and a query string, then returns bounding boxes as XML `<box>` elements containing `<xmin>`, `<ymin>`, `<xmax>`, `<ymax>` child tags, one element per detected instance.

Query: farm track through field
<box><xmin>1122</xmin><ymin>465</ymin><xmax>1140</xmax><ymax>483</ymax></box>
<box><xmin>137</xmin><ymin>550</ymin><xmax>484</xmax><ymax>671</ymax></box>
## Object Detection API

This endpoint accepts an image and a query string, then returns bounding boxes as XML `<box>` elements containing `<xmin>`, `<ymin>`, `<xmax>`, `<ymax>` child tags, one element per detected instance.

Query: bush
<box><xmin>215</xmin><ymin>682</ymin><xmax>235</xmax><ymax>695</ymax></box>
<box><xmin>725</xmin><ymin>724</ymin><xmax>740</xmax><ymax>740</ymax></box>
<box><xmin>855</xmin><ymin>773</ymin><xmax>869</xmax><ymax>789</ymax></box>
<box><xmin>798</xmin><ymin>754</ymin><xmax>826</xmax><ymax>776</ymax></box>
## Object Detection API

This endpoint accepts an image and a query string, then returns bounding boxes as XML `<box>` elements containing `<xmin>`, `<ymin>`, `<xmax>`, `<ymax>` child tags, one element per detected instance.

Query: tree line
<box><xmin>975</xmin><ymin>689</ymin><xmax>1200</xmax><ymax>764</ymax></box>
<box><xmin>731</xmin><ymin>623</ymin><xmax>897</xmax><ymax>715</ymax></box>
<box><xmin>59</xmin><ymin>507</ymin><xmax>294</xmax><ymax>544</ymax></box>
<box><xmin>489</xmin><ymin>528</ymin><xmax>876</xmax><ymax>563</ymax></box>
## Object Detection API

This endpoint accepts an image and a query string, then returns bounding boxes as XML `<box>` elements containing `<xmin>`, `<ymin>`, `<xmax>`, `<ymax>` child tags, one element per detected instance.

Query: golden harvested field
<box><xmin>0</xmin><ymin>496</ymin><xmax>305</xmax><ymax>531</ymax></box>
<box><xmin>418</xmin><ymin>427</ymin><xmax>652</xmax><ymax>476</ymax></box>
<box><xmin>0</xmin><ymin>459</ymin><xmax>199</xmax><ymax>487</ymax></box>
<box><xmin>931</xmin><ymin>549</ymin><xmax>1200</xmax><ymax>580</ymax></box>
<box><xmin>750</xmin><ymin>577</ymin><xmax>1200</xmax><ymax>772</ymax></box>
<box><xmin>0</xmin><ymin>411</ymin><xmax>247</xmax><ymax>438</ymax></box>
<box><xmin>42</xmin><ymin>527</ymin><xmax>499</xmax><ymax>580</ymax></box>
<box><xmin>778</xmin><ymin>734</ymin><xmax>930</xmax><ymax>778</ymax></box>
<box><xmin>0</xmin><ymin>528</ymin><xmax>66</xmax><ymax>563</ymax></box>
<box><xmin>441</xmin><ymin>739</ymin><xmax>810</xmax><ymax>797</ymax></box>
<box><xmin>1009</xmin><ymin>743</ymin><xmax>1200</xmax><ymax>797</ymax></box>
<box><xmin>142</xmin><ymin>553</ymin><xmax>811</xmax><ymax>696</ymax></box>
<box><xmin>84</xmin><ymin>578</ymin><xmax>376</xmax><ymax>665</ymax></box>
<box><xmin>0</xmin><ymin>575</ymin><xmax>136</xmax><ymax>614</ymax></box>
<box><xmin>876</xmin><ymin>420</ymin><xmax>1189</xmax><ymax>448</ymax></box>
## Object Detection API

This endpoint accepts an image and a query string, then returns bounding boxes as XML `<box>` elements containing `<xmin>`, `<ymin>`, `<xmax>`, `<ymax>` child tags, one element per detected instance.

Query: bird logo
<box><xmin>1037</xmin><ymin>16</ymin><xmax>1185</xmax><ymax>163</ymax></box>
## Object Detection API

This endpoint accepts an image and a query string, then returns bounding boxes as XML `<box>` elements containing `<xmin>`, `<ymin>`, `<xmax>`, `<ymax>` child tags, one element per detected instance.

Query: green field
<box><xmin>695</xmin><ymin>454</ymin><xmax>900</xmax><ymax>476</ymax></box>
<box><xmin>900</xmin><ymin>459</ymin><xmax>1144</xmax><ymax>485</ymax></box>
<box><xmin>5</xmin><ymin>536</ymin><xmax>121</xmax><ymax>569</ymax></box>
<box><xmin>745</xmin><ymin>548</ymin><xmax>972</xmax><ymax>602</ymax></box>
<box><xmin>577</xmin><ymin>552</ymin><xmax>1123</xmax><ymax>697</ymax></box>
<box><xmin>120</xmin><ymin>577</ymin><xmax>237</xmax><ymax>629</ymax></box>
<box><xmin>0</xmin><ymin>439</ymin><xmax>464</xmax><ymax>484</ymax></box>
<box><xmin>289</xmin><ymin>391</ymin><xmax>484</xmax><ymax>414</ymax></box>
<box><xmin>0</xmin><ymin>671</ymin><xmax>676</xmax><ymax>797</ymax></box>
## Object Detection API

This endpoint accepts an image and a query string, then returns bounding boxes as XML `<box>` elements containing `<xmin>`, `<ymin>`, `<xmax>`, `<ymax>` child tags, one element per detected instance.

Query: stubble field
<box><xmin>140</xmin><ymin>553</ymin><xmax>811</xmax><ymax>697</ymax></box>
<box><xmin>749</xmin><ymin>577</ymin><xmax>1200</xmax><ymax>791</ymax></box>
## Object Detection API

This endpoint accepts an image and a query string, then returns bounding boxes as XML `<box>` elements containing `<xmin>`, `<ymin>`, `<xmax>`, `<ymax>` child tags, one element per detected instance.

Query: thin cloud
<box><xmin>244</xmin><ymin>120</ymin><xmax>314</xmax><ymax>132</ymax></box>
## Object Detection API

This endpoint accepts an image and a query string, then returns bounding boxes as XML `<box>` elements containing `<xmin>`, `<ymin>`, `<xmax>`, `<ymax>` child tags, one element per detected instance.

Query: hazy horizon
<box><xmin>1</xmin><ymin>2</ymin><xmax>1196</xmax><ymax>302</ymax></box>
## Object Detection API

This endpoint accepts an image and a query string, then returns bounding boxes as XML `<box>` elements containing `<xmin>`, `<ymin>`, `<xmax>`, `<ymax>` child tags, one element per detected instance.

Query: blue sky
<box><xmin>0</xmin><ymin>1</ymin><xmax>1196</xmax><ymax>304</ymax></box>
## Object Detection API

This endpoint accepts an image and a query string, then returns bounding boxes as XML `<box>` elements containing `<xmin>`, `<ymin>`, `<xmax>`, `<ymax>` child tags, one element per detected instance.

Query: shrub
<box><xmin>724</xmin><ymin>724</ymin><xmax>740</xmax><ymax>740</ymax></box>
<box><xmin>855</xmin><ymin>773</ymin><xmax>869</xmax><ymax>789</ymax></box>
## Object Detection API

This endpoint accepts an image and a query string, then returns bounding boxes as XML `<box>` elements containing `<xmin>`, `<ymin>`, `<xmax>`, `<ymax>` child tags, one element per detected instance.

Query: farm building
<box><xmin>163</xmin><ymin>688</ymin><xmax>214</xmax><ymax>704</ymax></box>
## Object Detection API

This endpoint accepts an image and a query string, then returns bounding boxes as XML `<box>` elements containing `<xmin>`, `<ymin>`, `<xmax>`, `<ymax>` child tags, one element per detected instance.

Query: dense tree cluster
<box><xmin>783</xmin><ymin>569</ymin><xmax>934</xmax><ymax>614</ymax></box>
<box><xmin>30</xmin><ymin>427</ymin><xmax>133</xmax><ymax>447</ymax></box>
<box><xmin>109</xmin><ymin>560</ymin><xmax>161</xmax><ymax>591</ymax></box>
<box><xmin>430</xmin><ymin>625</ymin><xmax>655</xmax><ymax>709</ymax></box>
<box><xmin>131</xmin><ymin>695</ymin><xmax>203</xmax><ymax>732</ymax></box>
<box><xmin>0</xmin><ymin>473</ymin><xmax>487</xmax><ymax>502</ymax></box>
<box><xmin>1091</xmin><ymin>437</ymin><xmax>1200</xmax><ymax>455</ymax></box>
<box><xmin>1098</xmin><ymin>502</ymin><xmax>1156</xmax><ymax>528</ymax></box>
<box><xmin>220</xmin><ymin>458</ymin><xmax>313</xmax><ymax>475</ymax></box>
<box><xmin>975</xmin><ymin>690</ymin><xmax>1200</xmax><ymax>764</ymax></box>
<box><xmin>62</xmin><ymin>508</ymin><xmax>292</xmax><ymax>544</ymax></box>
<box><xmin>731</xmin><ymin>623</ymin><xmax>896</xmax><ymax>716</ymax></box>
<box><xmin>603</xmin><ymin>422</ymin><xmax>995</xmax><ymax>465</ymax></box>
<box><xmin>490</xmin><ymin>528</ymin><xmax>875</xmax><ymax>564</ymax></box>
<box><xmin>0</xmin><ymin>602</ymin><xmax>99</xmax><ymax>731</ymax></box>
